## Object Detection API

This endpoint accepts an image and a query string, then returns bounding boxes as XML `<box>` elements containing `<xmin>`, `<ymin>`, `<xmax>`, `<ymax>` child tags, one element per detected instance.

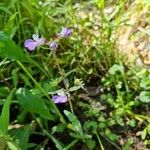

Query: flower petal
<box><xmin>37</xmin><ymin>38</ymin><xmax>45</xmax><ymax>46</ymax></box>
<box><xmin>24</xmin><ymin>39</ymin><xmax>37</xmax><ymax>51</ymax></box>
<box><xmin>32</xmin><ymin>34</ymin><xmax>39</xmax><ymax>41</ymax></box>
<box><xmin>50</xmin><ymin>41</ymin><xmax>57</xmax><ymax>49</ymax></box>
<box><xmin>58</xmin><ymin>27</ymin><xmax>73</xmax><ymax>37</ymax></box>
<box><xmin>24</xmin><ymin>39</ymin><xmax>34</xmax><ymax>47</ymax></box>
<box><xmin>64</xmin><ymin>28</ymin><xmax>73</xmax><ymax>36</ymax></box>
<box><xmin>52</xmin><ymin>95</ymin><xmax>67</xmax><ymax>103</ymax></box>
<box><xmin>60</xmin><ymin>95</ymin><xmax>67</xmax><ymax>103</ymax></box>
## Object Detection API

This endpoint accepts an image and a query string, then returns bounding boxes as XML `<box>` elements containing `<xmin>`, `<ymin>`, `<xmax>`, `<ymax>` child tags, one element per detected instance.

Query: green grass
<box><xmin>0</xmin><ymin>0</ymin><xmax>150</xmax><ymax>149</ymax></box>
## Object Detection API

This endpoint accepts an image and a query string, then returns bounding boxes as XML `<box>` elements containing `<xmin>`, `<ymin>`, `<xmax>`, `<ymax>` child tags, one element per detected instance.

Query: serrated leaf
<box><xmin>140</xmin><ymin>76</ymin><xmax>150</xmax><ymax>90</ymax></box>
<box><xmin>139</xmin><ymin>91</ymin><xmax>150</xmax><ymax>103</ymax></box>
<box><xmin>109</xmin><ymin>64</ymin><xmax>124</xmax><ymax>75</ymax></box>
<box><xmin>83</xmin><ymin>121</ymin><xmax>97</xmax><ymax>130</ymax></box>
<box><xmin>0</xmin><ymin>31</ymin><xmax>27</xmax><ymax>62</ymax></box>
<box><xmin>64</xmin><ymin>110</ymin><xmax>83</xmax><ymax>136</ymax></box>
<box><xmin>16</xmin><ymin>88</ymin><xmax>54</xmax><ymax>120</ymax></box>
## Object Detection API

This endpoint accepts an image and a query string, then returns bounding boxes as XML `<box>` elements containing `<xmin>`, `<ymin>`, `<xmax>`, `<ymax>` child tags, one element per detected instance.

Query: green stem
<box><xmin>95</xmin><ymin>131</ymin><xmax>105</xmax><ymax>150</ymax></box>
<box><xmin>127</xmin><ymin>110</ymin><xmax>150</xmax><ymax>123</ymax></box>
<box><xmin>101</xmin><ymin>135</ymin><xmax>122</xmax><ymax>150</ymax></box>
<box><xmin>120</xmin><ymin>62</ymin><xmax>129</xmax><ymax>93</ymax></box>
<box><xmin>63</xmin><ymin>139</ymin><xmax>78</xmax><ymax>150</ymax></box>
<box><xmin>26</xmin><ymin>55</ymin><xmax>51</xmax><ymax>80</ymax></box>
<box><xmin>16</xmin><ymin>60</ymin><xmax>66</xmax><ymax>124</ymax></box>
<box><xmin>53</xmin><ymin>52</ymin><xmax>74</xmax><ymax>114</ymax></box>
<box><xmin>34</xmin><ymin>117</ymin><xmax>63</xmax><ymax>150</ymax></box>
<box><xmin>43</xmin><ymin>129</ymin><xmax>63</xmax><ymax>150</ymax></box>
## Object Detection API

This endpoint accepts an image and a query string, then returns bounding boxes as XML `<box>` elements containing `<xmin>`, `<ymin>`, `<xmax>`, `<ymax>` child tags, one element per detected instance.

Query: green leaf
<box><xmin>69</xmin><ymin>85</ymin><xmax>83</xmax><ymax>92</ymax></box>
<box><xmin>140</xmin><ymin>76</ymin><xmax>150</xmax><ymax>90</ymax></box>
<box><xmin>85</xmin><ymin>139</ymin><xmax>96</xmax><ymax>150</ymax></box>
<box><xmin>0</xmin><ymin>89</ymin><xmax>15</xmax><ymax>134</ymax></box>
<box><xmin>141</xmin><ymin>128</ymin><xmax>147</xmax><ymax>140</ymax></box>
<box><xmin>3</xmin><ymin>12</ymin><xmax>18</xmax><ymax>38</ymax></box>
<box><xmin>0</xmin><ymin>31</ymin><xmax>27</xmax><ymax>62</ymax></box>
<box><xmin>0</xmin><ymin>87</ymin><xmax>10</xmax><ymax>98</ymax></box>
<box><xmin>16</xmin><ymin>88</ymin><xmax>54</xmax><ymax>120</ymax></box>
<box><xmin>64</xmin><ymin>110</ymin><xmax>83</xmax><ymax>136</ymax></box>
<box><xmin>139</xmin><ymin>91</ymin><xmax>150</xmax><ymax>103</ymax></box>
<box><xmin>107</xmin><ymin>133</ymin><xmax>119</xmax><ymax>142</ymax></box>
<box><xmin>11</xmin><ymin>68</ymin><xmax>19</xmax><ymax>87</ymax></box>
<box><xmin>0</xmin><ymin>6</ymin><xmax>12</xmax><ymax>15</ymax></box>
<box><xmin>83</xmin><ymin>121</ymin><xmax>97</xmax><ymax>130</ymax></box>
<box><xmin>7</xmin><ymin>142</ymin><xmax>19</xmax><ymax>150</ymax></box>
<box><xmin>109</xmin><ymin>64</ymin><xmax>124</xmax><ymax>75</ymax></box>
<box><xmin>127</xmin><ymin>119</ymin><xmax>136</xmax><ymax>127</ymax></box>
<box><xmin>51</xmin><ymin>123</ymin><xmax>66</xmax><ymax>135</ymax></box>
<box><xmin>8</xmin><ymin>127</ymin><xmax>30</xmax><ymax>150</ymax></box>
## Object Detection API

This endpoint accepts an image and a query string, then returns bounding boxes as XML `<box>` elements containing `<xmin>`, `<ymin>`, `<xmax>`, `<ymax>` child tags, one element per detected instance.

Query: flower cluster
<box><xmin>24</xmin><ymin>28</ymin><xmax>72</xmax><ymax>104</ymax></box>
<box><xmin>24</xmin><ymin>27</ymin><xmax>73</xmax><ymax>51</ymax></box>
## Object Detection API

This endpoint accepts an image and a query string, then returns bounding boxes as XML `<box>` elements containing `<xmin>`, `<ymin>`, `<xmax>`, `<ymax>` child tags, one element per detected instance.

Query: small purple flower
<box><xmin>50</xmin><ymin>41</ymin><xmax>58</xmax><ymax>49</ymax></box>
<box><xmin>58</xmin><ymin>27</ymin><xmax>73</xmax><ymax>38</ymax></box>
<box><xmin>52</xmin><ymin>95</ymin><xmax>67</xmax><ymax>104</ymax></box>
<box><xmin>24</xmin><ymin>34</ymin><xmax>45</xmax><ymax>51</ymax></box>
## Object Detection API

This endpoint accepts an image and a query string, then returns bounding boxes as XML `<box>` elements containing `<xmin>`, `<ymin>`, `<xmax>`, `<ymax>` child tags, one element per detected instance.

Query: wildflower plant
<box><xmin>1</xmin><ymin>1</ymin><xmax>149</xmax><ymax>149</ymax></box>
<box><xmin>24</xmin><ymin>27</ymin><xmax>80</xmax><ymax>114</ymax></box>
<box><xmin>24</xmin><ymin>27</ymin><xmax>73</xmax><ymax>51</ymax></box>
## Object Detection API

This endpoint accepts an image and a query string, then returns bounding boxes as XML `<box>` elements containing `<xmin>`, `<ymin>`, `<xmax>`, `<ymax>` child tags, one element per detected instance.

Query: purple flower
<box><xmin>24</xmin><ymin>34</ymin><xmax>45</xmax><ymax>51</ymax></box>
<box><xmin>58</xmin><ymin>27</ymin><xmax>73</xmax><ymax>38</ymax></box>
<box><xmin>52</xmin><ymin>95</ymin><xmax>67</xmax><ymax>104</ymax></box>
<box><xmin>50</xmin><ymin>41</ymin><xmax>58</xmax><ymax>49</ymax></box>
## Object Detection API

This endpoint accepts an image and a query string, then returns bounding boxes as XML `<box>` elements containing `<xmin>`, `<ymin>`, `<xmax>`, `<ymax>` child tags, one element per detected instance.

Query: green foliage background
<box><xmin>0</xmin><ymin>0</ymin><xmax>150</xmax><ymax>149</ymax></box>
